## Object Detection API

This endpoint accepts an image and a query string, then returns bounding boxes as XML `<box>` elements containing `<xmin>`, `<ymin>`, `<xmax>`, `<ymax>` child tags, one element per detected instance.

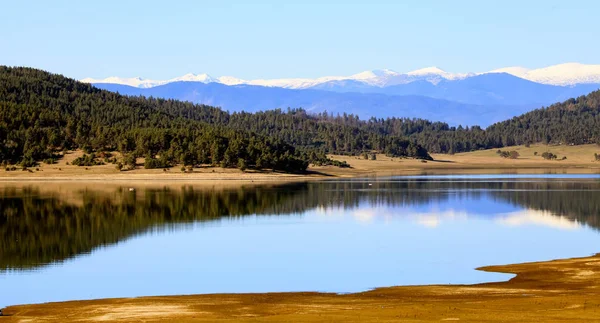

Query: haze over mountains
<box><xmin>83</xmin><ymin>63</ymin><xmax>600</xmax><ymax>127</ymax></box>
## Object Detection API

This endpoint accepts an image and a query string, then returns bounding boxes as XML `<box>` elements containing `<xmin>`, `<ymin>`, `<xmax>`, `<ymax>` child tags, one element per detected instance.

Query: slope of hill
<box><xmin>406</xmin><ymin>90</ymin><xmax>600</xmax><ymax>153</ymax></box>
<box><xmin>0</xmin><ymin>67</ymin><xmax>432</xmax><ymax>168</ymax></box>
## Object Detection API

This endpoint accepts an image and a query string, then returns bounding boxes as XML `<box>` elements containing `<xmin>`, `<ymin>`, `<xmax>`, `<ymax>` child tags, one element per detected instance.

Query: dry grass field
<box><xmin>1</xmin><ymin>144</ymin><xmax>599</xmax><ymax>182</ymax></box>
<box><xmin>319</xmin><ymin>143</ymin><xmax>600</xmax><ymax>177</ymax></box>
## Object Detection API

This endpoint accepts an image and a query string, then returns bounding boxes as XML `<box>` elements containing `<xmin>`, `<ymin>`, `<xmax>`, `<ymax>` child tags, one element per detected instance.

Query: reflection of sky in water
<box><xmin>2</xmin><ymin>185</ymin><xmax>600</xmax><ymax>307</ymax></box>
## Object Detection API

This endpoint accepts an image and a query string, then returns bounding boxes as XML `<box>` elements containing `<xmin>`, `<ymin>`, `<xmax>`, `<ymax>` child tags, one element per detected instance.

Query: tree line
<box><xmin>0</xmin><ymin>67</ymin><xmax>432</xmax><ymax>171</ymax></box>
<box><xmin>2</xmin><ymin>66</ymin><xmax>600</xmax><ymax>169</ymax></box>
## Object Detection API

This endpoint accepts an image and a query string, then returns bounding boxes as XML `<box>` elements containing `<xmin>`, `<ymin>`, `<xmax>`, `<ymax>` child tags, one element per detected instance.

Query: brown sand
<box><xmin>3</xmin><ymin>254</ymin><xmax>600</xmax><ymax>322</ymax></box>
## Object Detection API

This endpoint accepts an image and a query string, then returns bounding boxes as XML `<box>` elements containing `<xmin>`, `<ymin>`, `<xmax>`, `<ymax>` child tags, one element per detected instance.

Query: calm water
<box><xmin>2</xmin><ymin>175</ymin><xmax>600</xmax><ymax>307</ymax></box>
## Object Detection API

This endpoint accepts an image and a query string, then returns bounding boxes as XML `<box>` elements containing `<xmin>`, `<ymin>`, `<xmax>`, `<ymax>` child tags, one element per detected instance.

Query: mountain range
<box><xmin>82</xmin><ymin>63</ymin><xmax>600</xmax><ymax>89</ymax></box>
<box><xmin>83</xmin><ymin>63</ymin><xmax>600</xmax><ymax>127</ymax></box>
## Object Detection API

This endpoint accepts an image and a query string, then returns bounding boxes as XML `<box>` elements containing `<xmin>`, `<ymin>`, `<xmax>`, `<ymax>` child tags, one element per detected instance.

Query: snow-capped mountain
<box><xmin>81</xmin><ymin>73</ymin><xmax>218</xmax><ymax>89</ymax></box>
<box><xmin>82</xmin><ymin>63</ymin><xmax>600</xmax><ymax>89</ymax></box>
<box><xmin>80</xmin><ymin>76</ymin><xmax>160</xmax><ymax>88</ymax></box>
<box><xmin>81</xmin><ymin>67</ymin><xmax>469</xmax><ymax>89</ymax></box>
<box><xmin>489</xmin><ymin>63</ymin><xmax>600</xmax><ymax>86</ymax></box>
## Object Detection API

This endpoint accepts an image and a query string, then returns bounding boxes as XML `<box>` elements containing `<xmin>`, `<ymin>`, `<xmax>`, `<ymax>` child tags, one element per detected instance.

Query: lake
<box><xmin>2</xmin><ymin>175</ymin><xmax>600</xmax><ymax>307</ymax></box>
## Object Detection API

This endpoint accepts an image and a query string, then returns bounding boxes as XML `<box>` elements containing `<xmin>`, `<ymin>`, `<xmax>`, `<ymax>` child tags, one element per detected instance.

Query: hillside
<box><xmin>2</xmin><ymin>66</ymin><xmax>600</xmax><ymax>171</ymax></box>
<box><xmin>0</xmin><ymin>67</ymin><xmax>431</xmax><ymax>170</ymax></box>
<box><xmin>485</xmin><ymin>92</ymin><xmax>600</xmax><ymax>146</ymax></box>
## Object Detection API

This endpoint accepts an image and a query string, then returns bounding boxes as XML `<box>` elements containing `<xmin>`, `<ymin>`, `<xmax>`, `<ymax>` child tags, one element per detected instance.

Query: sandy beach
<box><xmin>3</xmin><ymin>254</ymin><xmax>600</xmax><ymax>322</ymax></box>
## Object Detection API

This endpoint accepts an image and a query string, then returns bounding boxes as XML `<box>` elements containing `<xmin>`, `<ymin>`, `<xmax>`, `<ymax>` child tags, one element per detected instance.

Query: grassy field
<box><xmin>319</xmin><ymin>143</ymin><xmax>600</xmax><ymax>177</ymax></box>
<box><xmin>3</xmin><ymin>254</ymin><xmax>600</xmax><ymax>322</ymax></box>
<box><xmin>1</xmin><ymin>144</ymin><xmax>599</xmax><ymax>182</ymax></box>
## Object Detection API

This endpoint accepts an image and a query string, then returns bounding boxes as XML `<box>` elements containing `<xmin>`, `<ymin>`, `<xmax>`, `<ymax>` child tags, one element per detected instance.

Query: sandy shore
<box><xmin>3</xmin><ymin>254</ymin><xmax>600</xmax><ymax>322</ymax></box>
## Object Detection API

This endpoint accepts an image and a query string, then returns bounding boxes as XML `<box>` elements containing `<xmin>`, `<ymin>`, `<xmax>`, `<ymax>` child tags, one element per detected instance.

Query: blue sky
<box><xmin>2</xmin><ymin>0</ymin><xmax>599</xmax><ymax>79</ymax></box>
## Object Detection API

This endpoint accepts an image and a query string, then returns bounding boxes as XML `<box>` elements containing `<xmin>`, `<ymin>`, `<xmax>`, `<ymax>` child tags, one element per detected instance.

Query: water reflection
<box><xmin>2</xmin><ymin>179</ymin><xmax>600</xmax><ymax>271</ymax></box>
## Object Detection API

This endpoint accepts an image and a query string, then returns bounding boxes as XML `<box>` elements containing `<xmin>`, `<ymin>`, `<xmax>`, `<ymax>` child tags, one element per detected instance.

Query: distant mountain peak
<box><xmin>407</xmin><ymin>66</ymin><xmax>447</xmax><ymax>76</ymax></box>
<box><xmin>488</xmin><ymin>66</ymin><xmax>531</xmax><ymax>76</ymax></box>
<box><xmin>351</xmin><ymin>69</ymin><xmax>399</xmax><ymax>79</ymax></box>
<box><xmin>171</xmin><ymin>73</ymin><xmax>215</xmax><ymax>83</ymax></box>
<box><xmin>487</xmin><ymin>63</ymin><xmax>600</xmax><ymax>85</ymax></box>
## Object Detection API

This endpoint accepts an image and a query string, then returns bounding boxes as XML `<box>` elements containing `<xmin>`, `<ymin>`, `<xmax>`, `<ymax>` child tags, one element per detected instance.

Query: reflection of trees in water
<box><xmin>1</xmin><ymin>180</ymin><xmax>600</xmax><ymax>270</ymax></box>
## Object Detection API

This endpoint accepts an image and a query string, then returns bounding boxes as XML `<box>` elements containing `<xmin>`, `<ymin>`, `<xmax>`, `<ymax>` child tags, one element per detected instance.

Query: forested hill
<box><xmin>171</xmin><ymin>90</ymin><xmax>600</xmax><ymax>154</ymax></box>
<box><xmin>0</xmin><ymin>67</ymin><xmax>431</xmax><ymax>169</ymax></box>
<box><xmin>407</xmin><ymin>90</ymin><xmax>600</xmax><ymax>153</ymax></box>
<box><xmin>2</xmin><ymin>66</ymin><xmax>598</xmax><ymax>168</ymax></box>
<box><xmin>485</xmin><ymin>91</ymin><xmax>600</xmax><ymax>146</ymax></box>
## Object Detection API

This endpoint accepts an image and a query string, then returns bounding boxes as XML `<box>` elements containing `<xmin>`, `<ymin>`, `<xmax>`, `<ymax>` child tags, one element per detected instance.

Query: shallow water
<box><xmin>2</xmin><ymin>175</ymin><xmax>600</xmax><ymax>306</ymax></box>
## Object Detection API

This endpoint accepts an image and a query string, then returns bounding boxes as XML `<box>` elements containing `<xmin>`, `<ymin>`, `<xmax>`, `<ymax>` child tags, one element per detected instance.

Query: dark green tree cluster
<box><xmin>541</xmin><ymin>152</ymin><xmax>558</xmax><ymax>160</ymax></box>
<box><xmin>496</xmin><ymin>150</ymin><xmax>519</xmax><ymax>159</ymax></box>
<box><xmin>222</xmin><ymin>110</ymin><xmax>433</xmax><ymax>159</ymax></box>
<box><xmin>71</xmin><ymin>154</ymin><xmax>105</xmax><ymax>166</ymax></box>
<box><xmin>0</xmin><ymin>67</ymin><xmax>310</xmax><ymax>172</ymax></box>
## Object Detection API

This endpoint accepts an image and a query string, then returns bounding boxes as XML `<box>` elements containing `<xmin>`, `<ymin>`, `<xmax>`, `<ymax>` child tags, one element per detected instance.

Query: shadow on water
<box><xmin>1</xmin><ymin>179</ymin><xmax>600</xmax><ymax>271</ymax></box>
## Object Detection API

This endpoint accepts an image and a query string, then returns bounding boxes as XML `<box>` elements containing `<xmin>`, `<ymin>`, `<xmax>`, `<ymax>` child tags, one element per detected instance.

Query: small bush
<box><xmin>72</xmin><ymin>154</ymin><xmax>104</xmax><ymax>166</ymax></box>
<box><xmin>497</xmin><ymin>150</ymin><xmax>519</xmax><ymax>159</ymax></box>
<box><xmin>541</xmin><ymin>152</ymin><xmax>558</xmax><ymax>160</ymax></box>
<box><xmin>144</xmin><ymin>156</ymin><xmax>171</xmax><ymax>169</ymax></box>
<box><xmin>238</xmin><ymin>158</ymin><xmax>247</xmax><ymax>171</ymax></box>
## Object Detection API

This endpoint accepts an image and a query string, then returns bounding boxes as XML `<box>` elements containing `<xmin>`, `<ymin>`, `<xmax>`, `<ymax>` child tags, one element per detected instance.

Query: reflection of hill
<box><xmin>1</xmin><ymin>180</ymin><xmax>599</xmax><ymax>270</ymax></box>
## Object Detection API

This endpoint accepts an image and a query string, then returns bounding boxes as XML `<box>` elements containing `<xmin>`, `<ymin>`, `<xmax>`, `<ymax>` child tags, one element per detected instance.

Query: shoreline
<box><xmin>2</xmin><ymin>143</ymin><xmax>600</xmax><ymax>183</ymax></box>
<box><xmin>1</xmin><ymin>164</ymin><xmax>599</xmax><ymax>183</ymax></box>
<box><xmin>3</xmin><ymin>253</ymin><xmax>600</xmax><ymax>322</ymax></box>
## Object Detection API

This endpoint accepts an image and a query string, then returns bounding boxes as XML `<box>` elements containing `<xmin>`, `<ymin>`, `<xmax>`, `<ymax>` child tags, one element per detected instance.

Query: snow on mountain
<box><xmin>80</xmin><ymin>76</ymin><xmax>163</xmax><ymax>88</ymax></box>
<box><xmin>217</xmin><ymin>76</ymin><xmax>246</xmax><ymax>85</ymax></box>
<box><xmin>486</xmin><ymin>63</ymin><xmax>600</xmax><ymax>85</ymax></box>
<box><xmin>348</xmin><ymin>69</ymin><xmax>401</xmax><ymax>86</ymax></box>
<box><xmin>81</xmin><ymin>63</ymin><xmax>600</xmax><ymax>89</ymax></box>
<box><xmin>83</xmin><ymin>73</ymin><xmax>218</xmax><ymax>88</ymax></box>
<box><xmin>245</xmin><ymin>76</ymin><xmax>348</xmax><ymax>89</ymax></box>
<box><xmin>488</xmin><ymin>66</ymin><xmax>531</xmax><ymax>77</ymax></box>
<box><xmin>521</xmin><ymin>63</ymin><xmax>600</xmax><ymax>85</ymax></box>
<box><xmin>170</xmin><ymin>73</ymin><xmax>216</xmax><ymax>83</ymax></box>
